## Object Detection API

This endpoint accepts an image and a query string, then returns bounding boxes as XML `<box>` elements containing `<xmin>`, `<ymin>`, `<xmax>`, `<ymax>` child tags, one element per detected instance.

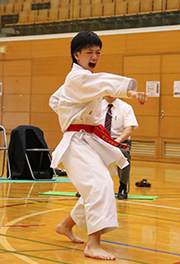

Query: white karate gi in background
<box><xmin>49</xmin><ymin>63</ymin><xmax>137</xmax><ymax>235</ymax></box>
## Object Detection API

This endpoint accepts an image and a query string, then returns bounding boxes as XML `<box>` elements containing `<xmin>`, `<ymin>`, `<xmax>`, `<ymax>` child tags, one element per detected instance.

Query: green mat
<box><xmin>115</xmin><ymin>193</ymin><xmax>158</xmax><ymax>200</ymax></box>
<box><xmin>128</xmin><ymin>195</ymin><xmax>158</xmax><ymax>200</ymax></box>
<box><xmin>39</xmin><ymin>191</ymin><xmax>77</xmax><ymax>196</ymax></box>
<box><xmin>39</xmin><ymin>191</ymin><xmax>158</xmax><ymax>200</ymax></box>
<box><xmin>0</xmin><ymin>177</ymin><xmax>71</xmax><ymax>183</ymax></box>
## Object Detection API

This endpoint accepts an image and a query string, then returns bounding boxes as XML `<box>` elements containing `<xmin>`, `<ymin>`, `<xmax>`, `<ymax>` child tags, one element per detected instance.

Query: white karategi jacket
<box><xmin>49</xmin><ymin>63</ymin><xmax>138</xmax><ymax>235</ymax></box>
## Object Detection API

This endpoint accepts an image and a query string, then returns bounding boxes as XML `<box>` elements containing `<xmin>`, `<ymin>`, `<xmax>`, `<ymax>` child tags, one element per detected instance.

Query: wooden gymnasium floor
<box><xmin>0</xmin><ymin>160</ymin><xmax>180</xmax><ymax>264</ymax></box>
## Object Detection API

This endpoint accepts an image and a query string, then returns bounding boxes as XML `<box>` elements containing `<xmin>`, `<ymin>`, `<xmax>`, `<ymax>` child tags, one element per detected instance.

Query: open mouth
<box><xmin>89</xmin><ymin>62</ymin><xmax>96</xmax><ymax>69</ymax></box>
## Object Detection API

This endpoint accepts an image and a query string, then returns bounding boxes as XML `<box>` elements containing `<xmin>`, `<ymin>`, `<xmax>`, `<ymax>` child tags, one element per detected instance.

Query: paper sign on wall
<box><xmin>146</xmin><ymin>81</ymin><xmax>160</xmax><ymax>97</ymax></box>
<box><xmin>173</xmin><ymin>81</ymin><xmax>180</xmax><ymax>97</ymax></box>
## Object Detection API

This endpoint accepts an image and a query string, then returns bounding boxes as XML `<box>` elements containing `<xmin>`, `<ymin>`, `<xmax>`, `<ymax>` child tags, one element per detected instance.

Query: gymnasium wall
<box><xmin>0</xmin><ymin>26</ymin><xmax>180</xmax><ymax>163</ymax></box>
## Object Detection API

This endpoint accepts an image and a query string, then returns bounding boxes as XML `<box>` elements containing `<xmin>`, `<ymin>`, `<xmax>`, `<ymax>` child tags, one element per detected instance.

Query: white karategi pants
<box><xmin>60</xmin><ymin>131</ymin><xmax>128</xmax><ymax>235</ymax></box>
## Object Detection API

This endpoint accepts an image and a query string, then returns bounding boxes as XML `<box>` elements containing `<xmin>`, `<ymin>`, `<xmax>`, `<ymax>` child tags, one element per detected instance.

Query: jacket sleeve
<box><xmin>49</xmin><ymin>85</ymin><xmax>64</xmax><ymax>114</ymax></box>
<box><xmin>65</xmin><ymin>70</ymin><xmax>138</xmax><ymax>103</ymax></box>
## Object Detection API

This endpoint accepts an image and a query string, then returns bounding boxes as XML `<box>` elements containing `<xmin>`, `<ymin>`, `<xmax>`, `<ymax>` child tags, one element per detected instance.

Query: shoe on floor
<box><xmin>76</xmin><ymin>192</ymin><xmax>81</xmax><ymax>197</ymax></box>
<box><xmin>118</xmin><ymin>182</ymin><xmax>127</xmax><ymax>199</ymax></box>
<box><xmin>135</xmin><ymin>179</ymin><xmax>151</xmax><ymax>187</ymax></box>
<box><xmin>55</xmin><ymin>168</ymin><xmax>67</xmax><ymax>176</ymax></box>
<box><xmin>118</xmin><ymin>189</ymin><xmax>127</xmax><ymax>199</ymax></box>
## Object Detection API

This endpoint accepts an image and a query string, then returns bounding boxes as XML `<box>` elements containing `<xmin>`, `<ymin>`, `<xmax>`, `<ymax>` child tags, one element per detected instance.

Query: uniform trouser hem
<box><xmin>88</xmin><ymin>223</ymin><xmax>118</xmax><ymax>235</ymax></box>
<box><xmin>71</xmin><ymin>210</ymin><xmax>118</xmax><ymax>235</ymax></box>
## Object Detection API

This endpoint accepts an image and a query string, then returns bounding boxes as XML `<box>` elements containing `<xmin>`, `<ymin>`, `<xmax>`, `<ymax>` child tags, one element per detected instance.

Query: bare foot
<box><xmin>84</xmin><ymin>245</ymin><xmax>116</xmax><ymax>260</ymax></box>
<box><xmin>55</xmin><ymin>223</ymin><xmax>84</xmax><ymax>243</ymax></box>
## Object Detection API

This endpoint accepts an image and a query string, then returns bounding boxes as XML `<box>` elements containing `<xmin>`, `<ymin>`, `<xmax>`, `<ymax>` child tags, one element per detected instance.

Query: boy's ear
<box><xmin>74</xmin><ymin>52</ymin><xmax>79</xmax><ymax>61</ymax></box>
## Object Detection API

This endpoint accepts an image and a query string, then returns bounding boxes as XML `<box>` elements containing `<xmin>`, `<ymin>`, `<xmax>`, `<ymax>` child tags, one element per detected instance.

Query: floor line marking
<box><xmin>1</xmin><ymin>197</ymin><xmax>180</xmax><ymax>211</ymax></box>
<box><xmin>0</xmin><ymin>198</ymin><xmax>180</xmax><ymax>211</ymax></box>
<box><xmin>0</xmin><ymin>202</ymin><xmax>34</xmax><ymax>208</ymax></box>
<box><xmin>0</xmin><ymin>242</ymin><xmax>152</xmax><ymax>264</ymax></box>
<box><xmin>117</xmin><ymin>203</ymin><xmax>180</xmax><ymax>216</ymax></box>
<box><xmin>0</xmin><ymin>207</ymin><xmax>69</xmax><ymax>264</ymax></box>
<box><xmin>0</xmin><ymin>246</ymin><xmax>151</xmax><ymax>264</ymax></box>
<box><xmin>101</xmin><ymin>239</ymin><xmax>180</xmax><ymax>257</ymax></box>
<box><xmin>118</xmin><ymin>200</ymin><xmax>180</xmax><ymax>211</ymax></box>
<box><xmin>0</xmin><ymin>197</ymin><xmax>77</xmax><ymax>200</ymax></box>
<box><xmin>117</xmin><ymin>211</ymin><xmax>180</xmax><ymax>224</ymax></box>
<box><xmin>0</xmin><ymin>248</ymin><xmax>71</xmax><ymax>264</ymax></box>
<box><xmin>0</xmin><ymin>248</ymin><xmax>71</xmax><ymax>253</ymax></box>
<box><xmin>0</xmin><ymin>233</ymin><xmax>83</xmax><ymax>251</ymax></box>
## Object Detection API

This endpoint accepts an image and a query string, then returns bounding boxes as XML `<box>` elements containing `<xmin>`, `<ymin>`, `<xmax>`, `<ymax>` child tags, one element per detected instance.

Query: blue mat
<box><xmin>0</xmin><ymin>177</ymin><xmax>71</xmax><ymax>183</ymax></box>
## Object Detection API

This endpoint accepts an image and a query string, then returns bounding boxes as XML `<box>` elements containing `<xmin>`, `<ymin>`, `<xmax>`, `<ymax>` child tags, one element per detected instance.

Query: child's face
<box><xmin>74</xmin><ymin>46</ymin><xmax>101</xmax><ymax>73</ymax></box>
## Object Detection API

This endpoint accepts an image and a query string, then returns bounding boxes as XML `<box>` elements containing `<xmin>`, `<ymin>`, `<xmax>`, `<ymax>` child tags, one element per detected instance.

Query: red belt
<box><xmin>66</xmin><ymin>124</ymin><xmax>128</xmax><ymax>150</ymax></box>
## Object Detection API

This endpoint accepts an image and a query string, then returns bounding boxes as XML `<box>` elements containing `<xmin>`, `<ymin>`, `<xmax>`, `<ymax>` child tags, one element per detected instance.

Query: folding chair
<box><xmin>0</xmin><ymin>125</ymin><xmax>11</xmax><ymax>179</ymax></box>
<box><xmin>8</xmin><ymin>125</ymin><xmax>57</xmax><ymax>181</ymax></box>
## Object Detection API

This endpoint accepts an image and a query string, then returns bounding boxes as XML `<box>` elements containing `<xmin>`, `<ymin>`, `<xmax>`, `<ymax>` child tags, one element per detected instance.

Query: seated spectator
<box><xmin>101</xmin><ymin>96</ymin><xmax>138</xmax><ymax>199</ymax></box>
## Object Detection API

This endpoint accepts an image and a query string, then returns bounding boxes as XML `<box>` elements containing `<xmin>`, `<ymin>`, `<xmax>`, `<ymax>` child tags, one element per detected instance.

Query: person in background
<box><xmin>102</xmin><ymin>96</ymin><xmax>138</xmax><ymax>199</ymax></box>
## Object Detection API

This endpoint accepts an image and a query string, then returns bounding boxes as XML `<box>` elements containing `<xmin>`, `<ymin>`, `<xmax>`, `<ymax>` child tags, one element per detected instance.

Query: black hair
<box><xmin>71</xmin><ymin>31</ymin><xmax>102</xmax><ymax>64</ymax></box>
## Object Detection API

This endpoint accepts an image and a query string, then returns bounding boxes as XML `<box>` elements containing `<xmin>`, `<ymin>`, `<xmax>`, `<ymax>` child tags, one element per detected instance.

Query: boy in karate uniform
<box><xmin>49</xmin><ymin>31</ymin><xmax>147</xmax><ymax>260</ymax></box>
